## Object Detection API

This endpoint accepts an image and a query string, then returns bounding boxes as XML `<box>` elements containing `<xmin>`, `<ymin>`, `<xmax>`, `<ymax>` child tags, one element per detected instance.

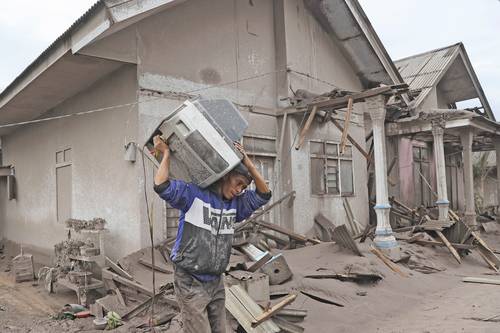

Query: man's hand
<box><xmin>234</xmin><ymin>141</ymin><xmax>270</xmax><ymax>194</ymax></box>
<box><xmin>153</xmin><ymin>135</ymin><xmax>169</xmax><ymax>156</ymax></box>
<box><xmin>154</xmin><ymin>135</ymin><xmax>170</xmax><ymax>185</ymax></box>
<box><xmin>234</xmin><ymin>141</ymin><xmax>249</xmax><ymax>164</ymax></box>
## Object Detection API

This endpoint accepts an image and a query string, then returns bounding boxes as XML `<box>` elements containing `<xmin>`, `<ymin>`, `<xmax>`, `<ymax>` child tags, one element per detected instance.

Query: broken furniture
<box><xmin>57</xmin><ymin>274</ymin><xmax>105</xmax><ymax>306</ymax></box>
<box><xmin>56</xmin><ymin>223</ymin><xmax>108</xmax><ymax>305</ymax></box>
<box><xmin>65</xmin><ymin>225</ymin><xmax>107</xmax><ymax>268</ymax></box>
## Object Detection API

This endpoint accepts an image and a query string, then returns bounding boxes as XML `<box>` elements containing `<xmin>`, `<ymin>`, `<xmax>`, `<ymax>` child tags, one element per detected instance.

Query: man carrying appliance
<box><xmin>153</xmin><ymin>135</ymin><xmax>271</xmax><ymax>333</ymax></box>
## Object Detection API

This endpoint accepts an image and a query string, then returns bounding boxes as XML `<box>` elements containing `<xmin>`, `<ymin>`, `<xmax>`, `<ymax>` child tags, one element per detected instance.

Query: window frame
<box><xmin>309</xmin><ymin>140</ymin><xmax>355</xmax><ymax>197</ymax></box>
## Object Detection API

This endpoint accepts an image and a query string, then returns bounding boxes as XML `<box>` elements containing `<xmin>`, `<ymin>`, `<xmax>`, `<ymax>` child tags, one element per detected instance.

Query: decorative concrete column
<box><xmin>460</xmin><ymin>128</ymin><xmax>477</xmax><ymax>229</ymax></box>
<box><xmin>494</xmin><ymin>137</ymin><xmax>500</xmax><ymax>215</ymax></box>
<box><xmin>431</xmin><ymin>119</ymin><xmax>449</xmax><ymax>220</ymax></box>
<box><xmin>366</xmin><ymin>95</ymin><xmax>397</xmax><ymax>250</ymax></box>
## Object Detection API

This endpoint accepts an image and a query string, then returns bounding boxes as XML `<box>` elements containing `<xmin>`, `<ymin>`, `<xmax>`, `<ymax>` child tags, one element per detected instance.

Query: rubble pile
<box><xmin>10</xmin><ymin>194</ymin><xmax>500</xmax><ymax>332</ymax></box>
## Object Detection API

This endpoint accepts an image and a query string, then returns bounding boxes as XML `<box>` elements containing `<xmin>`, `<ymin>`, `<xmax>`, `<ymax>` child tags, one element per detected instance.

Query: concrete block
<box><xmin>226</xmin><ymin>270</ymin><xmax>269</xmax><ymax>302</ymax></box>
<box><xmin>260</xmin><ymin>254</ymin><xmax>292</xmax><ymax>285</ymax></box>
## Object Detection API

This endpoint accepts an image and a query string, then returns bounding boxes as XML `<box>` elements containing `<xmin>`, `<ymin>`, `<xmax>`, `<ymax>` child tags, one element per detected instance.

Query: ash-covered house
<box><xmin>0</xmin><ymin>0</ymin><xmax>414</xmax><ymax>261</ymax></box>
<box><xmin>385</xmin><ymin>43</ymin><xmax>500</xmax><ymax>229</ymax></box>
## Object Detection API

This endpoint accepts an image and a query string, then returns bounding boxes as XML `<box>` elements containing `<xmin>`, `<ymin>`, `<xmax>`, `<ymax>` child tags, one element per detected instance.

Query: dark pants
<box><xmin>174</xmin><ymin>267</ymin><xmax>226</xmax><ymax>333</ymax></box>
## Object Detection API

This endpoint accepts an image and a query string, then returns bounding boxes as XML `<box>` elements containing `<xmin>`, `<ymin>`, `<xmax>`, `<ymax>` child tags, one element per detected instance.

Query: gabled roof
<box><xmin>395</xmin><ymin>43</ymin><xmax>494</xmax><ymax>120</ymax></box>
<box><xmin>0</xmin><ymin>0</ymin><xmax>185</xmax><ymax>135</ymax></box>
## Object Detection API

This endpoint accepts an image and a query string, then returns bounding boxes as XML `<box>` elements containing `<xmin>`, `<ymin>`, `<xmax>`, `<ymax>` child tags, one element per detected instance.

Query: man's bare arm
<box><xmin>234</xmin><ymin>142</ymin><xmax>270</xmax><ymax>194</ymax></box>
<box><xmin>153</xmin><ymin>135</ymin><xmax>170</xmax><ymax>185</ymax></box>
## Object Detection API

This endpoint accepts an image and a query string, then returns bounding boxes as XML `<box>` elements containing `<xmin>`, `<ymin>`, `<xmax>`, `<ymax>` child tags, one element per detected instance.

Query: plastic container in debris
<box><xmin>147</xmin><ymin>99</ymin><xmax>248</xmax><ymax>188</ymax></box>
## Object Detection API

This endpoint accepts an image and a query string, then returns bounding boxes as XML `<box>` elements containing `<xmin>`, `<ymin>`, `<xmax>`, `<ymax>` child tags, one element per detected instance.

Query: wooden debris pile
<box><xmin>381</xmin><ymin>196</ymin><xmax>500</xmax><ymax>273</ymax></box>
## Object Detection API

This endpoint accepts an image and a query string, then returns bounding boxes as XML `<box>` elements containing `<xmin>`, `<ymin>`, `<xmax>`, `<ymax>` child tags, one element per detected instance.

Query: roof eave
<box><xmin>344</xmin><ymin>0</ymin><xmax>407</xmax><ymax>89</ymax></box>
<box><xmin>0</xmin><ymin>1</ymin><xmax>107</xmax><ymax>109</ymax></box>
<box><xmin>457</xmin><ymin>43</ymin><xmax>495</xmax><ymax>121</ymax></box>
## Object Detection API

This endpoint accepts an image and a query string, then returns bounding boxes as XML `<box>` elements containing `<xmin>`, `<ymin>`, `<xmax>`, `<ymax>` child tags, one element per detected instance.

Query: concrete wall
<box><xmin>136</xmin><ymin>0</ymin><xmax>277</xmax><ymax>110</ymax></box>
<box><xmin>1</xmin><ymin>65</ymin><xmax>140</xmax><ymax>259</ymax></box>
<box><xmin>287</xmin><ymin>106</ymin><xmax>369</xmax><ymax>234</ymax></box>
<box><xmin>282</xmin><ymin>0</ymin><xmax>363</xmax><ymax>95</ymax></box>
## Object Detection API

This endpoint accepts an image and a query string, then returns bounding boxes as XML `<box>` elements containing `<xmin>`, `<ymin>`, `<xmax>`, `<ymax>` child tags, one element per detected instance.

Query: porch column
<box><xmin>431</xmin><ymin>120</ymin><xmax>449</xmax><ymax>220</ymax></box>
<box><xmin>367</xmin><ymin>95</ymin><xmax>397</xmax><ymax>250</ymax></box>
<box><xmin>460</xmin><ymin>128</ymin><xmax>477</xmax><ymax>229</ymax></box>
<box><xmin>495</xmin><ymin>137</ymin><xmax>500</xmax><ymax>212</ymax></box>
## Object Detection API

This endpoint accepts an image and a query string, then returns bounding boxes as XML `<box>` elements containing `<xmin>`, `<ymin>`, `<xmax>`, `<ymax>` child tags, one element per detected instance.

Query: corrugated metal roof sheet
<box><xmin>395</xmin><ymin>44</ymin><xmax>461</xmax><ymax>107</ymax></box>
<box><xmin>0</xmin><ymin>1</ymin><xmax>105</xmax><ymax>101</ymax></box>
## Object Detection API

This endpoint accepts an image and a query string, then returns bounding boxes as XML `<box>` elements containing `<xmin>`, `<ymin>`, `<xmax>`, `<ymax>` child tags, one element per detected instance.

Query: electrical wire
<box><xmin>0</xmin><ymin>69</ymin><xmax>287</xmax><ymax>130</ymax></box>
<box><xmin>288</xmin><ymin>68</ymin><xmax>342</xmax><ymax>89</ymax></box>
<box><xmin>0</xmin><ymin>68</ymin><xmax>344</xmax><ymax>130</ymax></box>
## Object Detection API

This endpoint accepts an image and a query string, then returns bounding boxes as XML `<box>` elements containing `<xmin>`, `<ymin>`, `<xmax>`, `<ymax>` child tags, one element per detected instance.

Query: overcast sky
<box><xmin>1</xmin><ymin>0</ymin><xmax>499</xmax><ymax>117</ymax></box>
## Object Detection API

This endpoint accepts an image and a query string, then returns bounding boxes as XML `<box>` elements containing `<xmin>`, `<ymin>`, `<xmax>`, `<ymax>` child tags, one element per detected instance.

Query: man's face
<box><xmin>221</xmin><ymin>174</ymin><xmax>250</xmax><ymax>200</ymax></box>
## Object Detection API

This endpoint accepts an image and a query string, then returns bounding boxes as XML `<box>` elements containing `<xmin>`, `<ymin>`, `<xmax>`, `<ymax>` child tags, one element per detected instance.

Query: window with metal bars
<box><xmin>310</xmin><ymin>141</ymin><xmax>354</xmax><ymax>196</ymax></box>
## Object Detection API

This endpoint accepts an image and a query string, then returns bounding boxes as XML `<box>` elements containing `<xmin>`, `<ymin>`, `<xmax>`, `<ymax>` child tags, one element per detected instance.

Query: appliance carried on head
<box><xmin>146</xmin><ymin>99</ymin><xmax>248</xmax><ymax>188</ymax></box>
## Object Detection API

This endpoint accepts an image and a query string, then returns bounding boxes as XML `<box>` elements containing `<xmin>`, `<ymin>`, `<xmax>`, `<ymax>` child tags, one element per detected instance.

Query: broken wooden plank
<box><xmin>106</xmin><ymin>279</ymin><xmax>126</xmax><ymax>306</ymax></box>
<box><xmin>482</xmin><ymin>222</ymin><xmax>499</xmax><ymax>233</ymax></box>
<box><xmin>435</xmin><ymin>230</ymin><xmax>461</xmax><ymax>264</ymax></box>
<box><xmin>343</xmin><ymin>198</ymin><xmax>361</xmax><ymax>234</ymax></box>
<box><xmin>331</xmin><ymin>224</ymin><xmax>363</xmax><ymax>256</ymax></box>
<box><xmin>277</xmin><ymin>85</ymin><xmax>407</xmax><ymax>116</ymax></box>
<box><xmin>477</xmin><ymin>251</ymin><xmax>500</xmax><ymax>273</ymax></box>
<box><xmin>400</xmin><ymin>238</ymin><xmax>475</xmax><ymax>250</ymax></box>
<box><xmin>225</xmin><ymin>285</ymin><xmax>280</xmax><ymax>333</ymax></box>
<box><xmin>105</xmin><ymin>256</ymin><xmax>133</xmax><ymax>280</ymax></box>
<box><xmin>370</xmin><ymin>246</ymin><xmax>408</xmax><ymax>278</ymax></box>
<box><xmin>470</xmin><ymin>231</ymin><xmax>500</xmax><ymax>271</ymax></box>
<box><xmin>138</xmin><ymin>258</ymin><xmax>172</xmax><ymax>274</ymax></box>
<box><xmin>251</xmin><ymin>294</ymin><xmax>297</xmax><ymax>328</ymax></box>
<box><xmin>339</xmin><ymin>97</ymin><xmax>353</xmax><ymax>154</ymax></box>
<box><xmin>329</xmin><ymin>118</ymin><xmax>370</xmax><ymax>161</ymax></box>
<box><xmin>253</xmin><ymin>220</ymin><xmax>320</xmax><ymax>245</ymax></box>
<box><xmin>258</xmin><ymin>230</ymin><xmax>290</xmax><ymax>247</ymax></box>
<box><xmin>295</xmin><ymin>106</ymin><xmax>318</xmax><ymax>150</ymax></box>
<box><xmin>304</xmin><ymin>272</ymin><xmax>382</xmax><ymax>284</ymax></box>
<box><xmin>247</xmin><ymin>252</ymin><xmax>273</xmax><ymax>273</ymax></box>
<box><xmin>462</xmin><ymin>277</ymin><xmax>500</xmax><ymax>285</ymax></box>
<box><xmin>236</xmin><ymin>191</ymin><xmax>296</xmax><ymax>232</ymax></box>
<box><xmin>102</xmin><ymin>267</ymin><xmax>153</xmax><ymax>296</ymax></box>
<box><xmin>121</xmin><ymin>288</ymin><xmax>174</xmax><ymax>321</ymax></box>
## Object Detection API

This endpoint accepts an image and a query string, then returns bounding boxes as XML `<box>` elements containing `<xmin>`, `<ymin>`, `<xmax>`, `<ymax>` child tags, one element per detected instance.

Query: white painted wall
<box><xmin>1</xmin><ymin>65</ymin><xmax>140</xmax><ymax>259</ymax></box>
